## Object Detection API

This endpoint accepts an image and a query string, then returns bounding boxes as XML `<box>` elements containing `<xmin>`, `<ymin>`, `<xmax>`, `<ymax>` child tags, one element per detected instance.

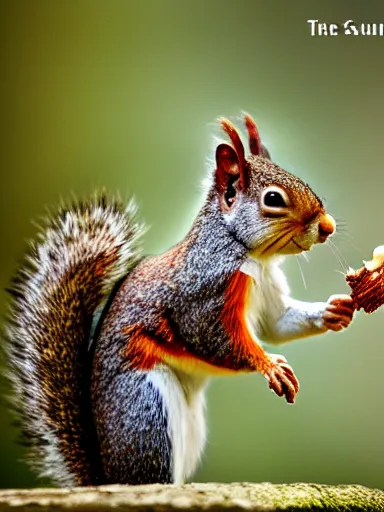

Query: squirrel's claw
<box><xmin>265</xmin><ymin>354</ymin><xmax>299</xmax><ymax>404</ymax></box>
<box><xmin>323</xmin><ymin>294</ymin><xmax>355</xmax><ymax>332</ymax></box>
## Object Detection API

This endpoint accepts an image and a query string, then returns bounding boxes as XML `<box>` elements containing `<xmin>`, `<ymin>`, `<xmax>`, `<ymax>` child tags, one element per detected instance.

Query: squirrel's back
<box><xmin>5</xmin><ymin>194</ymin><xmax>144</xmax><ymax>486</ymax></box>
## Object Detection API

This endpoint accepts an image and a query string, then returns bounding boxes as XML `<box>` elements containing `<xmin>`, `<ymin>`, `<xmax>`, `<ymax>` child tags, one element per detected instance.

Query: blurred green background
<box><xmin>1</xmin><ymin>0</ymin><xmax>384</xmax><ymax>490</ymax></box>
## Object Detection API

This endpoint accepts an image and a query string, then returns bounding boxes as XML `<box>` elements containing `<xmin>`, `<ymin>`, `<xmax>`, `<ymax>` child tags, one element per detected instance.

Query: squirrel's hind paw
<box><xmin>265</xmin><ymin>354</ymin><xmax>299</xmax><ymax>404</ymax></box>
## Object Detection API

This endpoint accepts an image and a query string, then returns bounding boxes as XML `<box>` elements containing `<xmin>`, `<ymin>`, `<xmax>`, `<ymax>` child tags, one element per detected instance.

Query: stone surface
<box><xmin>0</xmin><ymin>483</ymin><xmax>383</xmax><ymax>511</ymax></box>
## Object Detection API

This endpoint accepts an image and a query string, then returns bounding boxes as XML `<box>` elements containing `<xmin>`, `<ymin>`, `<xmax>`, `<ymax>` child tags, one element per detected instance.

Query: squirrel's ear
<box><xmin>215</xmin><ymin>143</ymin><xmax>243</xmax><ymax>210</ymax></box>
<box><xmin>218</xmin><ymin>118</ymin><xmax>249</xmax><ymax>190</ymax></box>
<box><xmin>216</xmin><ymin>143</ymin><xmax>239</xmax><ymax>177</ymax></box>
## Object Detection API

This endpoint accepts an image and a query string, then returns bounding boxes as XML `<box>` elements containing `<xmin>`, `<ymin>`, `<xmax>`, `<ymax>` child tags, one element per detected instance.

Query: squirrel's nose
<box><xmin>318</xmin><ymin>214</ymin><xmax>336</xmax><ymax>242</ymax></box>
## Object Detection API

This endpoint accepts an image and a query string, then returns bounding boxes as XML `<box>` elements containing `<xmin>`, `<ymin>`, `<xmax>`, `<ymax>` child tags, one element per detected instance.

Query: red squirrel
<box><xmin>5</xmin><ymin>114</ymin><xmax>355</xmax><ymax>487</ymax></box>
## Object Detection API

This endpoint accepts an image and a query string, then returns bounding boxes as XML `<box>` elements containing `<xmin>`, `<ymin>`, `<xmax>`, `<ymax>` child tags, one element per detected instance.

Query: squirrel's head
<box><xmin>214</xmin><ymin>114</ymin><xmax>335</xmax><ymax>259</ymax></box>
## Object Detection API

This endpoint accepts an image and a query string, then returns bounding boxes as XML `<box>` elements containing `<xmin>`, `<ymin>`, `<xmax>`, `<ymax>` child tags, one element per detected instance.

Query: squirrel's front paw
<box><xmin>323</xmin><ymin>294</ymin><xmax>355</xmax><ymax>332</ymax></box>
<box><xmin>265</xmin><ymin>354</ymin><xmax>299</xmax><ymax>404</ymax></box>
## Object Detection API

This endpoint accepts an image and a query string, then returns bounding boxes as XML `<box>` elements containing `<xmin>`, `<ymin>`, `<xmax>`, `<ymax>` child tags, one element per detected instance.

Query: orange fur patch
<box><xmin>221</xmin><ymin>271</ymin><xmax>272</xmax><ymax>374</ymax></box>
<box><xmin>122</xmin><ymin>319</ymin><xmax>237</xmax><ymax>376</ymax></box>
<box><xmin>121</xmin><ymin>326</ymin><xmax>161</xmax><ymax>371</ymax></box>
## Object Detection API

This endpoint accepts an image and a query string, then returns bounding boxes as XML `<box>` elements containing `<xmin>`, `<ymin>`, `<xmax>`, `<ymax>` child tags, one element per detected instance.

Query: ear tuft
<box><xmin>219</xmin><ymin>118</ymin><xmax>245</xmax><ymax>165</ymax></box>
<box><xmin>244</xmin><ymin>113</ymin><xmax>262</xmax><ymax>156</ymax></box>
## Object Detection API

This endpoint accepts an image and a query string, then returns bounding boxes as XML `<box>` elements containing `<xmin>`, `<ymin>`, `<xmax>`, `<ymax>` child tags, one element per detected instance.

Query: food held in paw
<box><xmin>346</xmin><ymin>246</ymin><xmax>384</xmax><ymax>313</ymax></box>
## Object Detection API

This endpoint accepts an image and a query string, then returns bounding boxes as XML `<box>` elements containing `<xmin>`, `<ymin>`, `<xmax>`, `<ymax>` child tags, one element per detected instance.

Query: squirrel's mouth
<box><xmin>251</xmin><ymin>214</ymin><xmax>336</xmax><ymax>258</ymax></box>
<box><xmin>259</xmin><ymin>234</ymin><xmax>315</xmax><ymax>257</ymax></box>
<box><xmin>278</xmin><ymin>237</ymin><xmax>310</xmax><ymax>256</ymax></box>
<box><xmin>257</xmin><ymin>229</ymin><xmax>303</xmax><ymax>258</ymax></box>
<box><xmin>291</xmin><ymin>239</ymin><xmax>306</xmax><ymax>252</ymax></box>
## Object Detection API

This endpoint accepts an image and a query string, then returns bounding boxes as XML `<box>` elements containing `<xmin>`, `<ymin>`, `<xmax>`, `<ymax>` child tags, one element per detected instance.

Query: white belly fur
<box><xmin>147</xmin><ymin>366</ymin><xmax>207</xmax><ymax>484</ymax></box>
<box><xmin>240</xmin><ymin>257</ymin><xmax>288</xmax><ymax>339</ymax></box>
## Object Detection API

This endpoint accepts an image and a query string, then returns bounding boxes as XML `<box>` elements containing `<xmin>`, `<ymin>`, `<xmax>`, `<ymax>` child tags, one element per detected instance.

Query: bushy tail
<box><xmin>5</xmin><ymin>194</ymin><xmax>144</xmax><ymax>487</ymax></box>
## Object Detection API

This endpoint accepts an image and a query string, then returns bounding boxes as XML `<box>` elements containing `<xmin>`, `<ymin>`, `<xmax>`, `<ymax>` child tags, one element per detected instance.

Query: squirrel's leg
<box><xmin>92</xmin><ymin>365</ymin><xmax>174</xmax><ymax>485</ymax></box>
<box><xmin>261</xmin><ymin>295</ymin><xmax>355</xmax><ymax>345</ymax></box>
<box><xmin>121</xmin><ymin>323</ymin><xmax>208</xmax><ymax>483</ymax></box>
<box><xmin>93</xmin><ymin>323</ymin><xmax>207</xmax><ymax>485</ymax></box>
<box><xmin>220</xmin><ymin>272</ymin><xmax>300</xmax><ymax>403</ymax></box>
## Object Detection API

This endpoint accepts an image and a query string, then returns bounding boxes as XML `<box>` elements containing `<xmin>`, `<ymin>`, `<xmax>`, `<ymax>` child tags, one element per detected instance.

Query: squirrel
<box><xmin>5</xmin><ymin>113</ymin><xmax>355</xmax><ymax>488</ymax></box>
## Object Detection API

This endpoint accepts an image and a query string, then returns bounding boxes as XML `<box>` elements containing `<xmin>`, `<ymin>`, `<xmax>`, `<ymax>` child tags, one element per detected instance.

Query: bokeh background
<box><xmin>1</xmin><ymin>0</ymin><xmax>384</xmax><ymax>490</ymax></box>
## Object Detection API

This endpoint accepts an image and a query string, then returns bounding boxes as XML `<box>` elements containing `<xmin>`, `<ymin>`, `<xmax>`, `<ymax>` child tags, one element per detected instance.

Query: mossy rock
<box><xmin>0</xmin><ymin>482</ymin><xmax>383</xmax><ymax>511</ymax></box>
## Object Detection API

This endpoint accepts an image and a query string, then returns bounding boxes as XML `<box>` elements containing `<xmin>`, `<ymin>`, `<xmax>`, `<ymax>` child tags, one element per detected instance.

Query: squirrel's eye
<box><xmin>263</xmin><ymin>191</ymin><xmax>287</xmax><ymax>208</ymax></box>
<box><xmin>261</xmin><ymin>186</ymin><xmax>291</xmax><ymax>216</ymax></box>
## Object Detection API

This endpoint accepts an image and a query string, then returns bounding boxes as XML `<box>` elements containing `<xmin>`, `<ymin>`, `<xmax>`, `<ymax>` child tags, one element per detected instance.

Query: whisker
<box><xmin>332</xmin><ymin>216</ymin><xmax>348</xmax><ymax>225</ymax></box>
<box><xmin>334</xmin><ymin>228</ymin><xmax>354</xmax><ymax>240</ymax></box>
<box><xmin>331</xmin><ymin>240</ymin><xmax>349</xmax><ymax>269</ymax></box>
<box><xmin>327</xmin><ymin>239</ymin><xmax>348</xmax><ymax>271</ymax></box>
<box><xmin>332</xmin><ymin>231</ymin><xmax>362</xmax><ymax>256</ymax></box>
<box><xmin>334</xmin><ymin>269</ymin><xmax>347</xmax><ymax>277</ymax></box>
<box><xmin>299</xmin><ymin>251</ymin><xmax>309</xmax><ymax>263</ymax></box>
<box><xmin>334</xmin><ymin>225</ymin><xmax>349</xmax><ymax>233</ymax></box>
<box><xmin>333</xmin><ymin>218</ymin><xmax>351</xmax><ymax>236</ymax></box>
<box><xmin>295</xmin><ymin>255</ymin><xmax>307</xmax><ymax>290</ymax></box>
<box><xmin>334</xmin><ymin>232</ymin><xmax>355</xmax><ymax>243</ymax></box>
